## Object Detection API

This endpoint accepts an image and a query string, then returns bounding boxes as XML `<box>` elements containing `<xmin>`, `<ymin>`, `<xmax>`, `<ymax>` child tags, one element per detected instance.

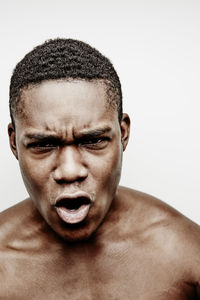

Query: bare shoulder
<box><xmin>0</xmin><ymin>200</ymin><xmax>28</xmax><ymax>245</ymax></box>
<box><xmin>116</xmin><ymin>186</ymin><xmax>200</xmax><ymax>285</ymax></box>
<box><xmin>0</xmin><ymin>199</ymin><xmax>48</xmax><ymax>253</ymax></box>
<box><xmin>117</xmin><ymin>186</ymin><xmax>200</xmax><ymax>236</ymax></box>
<box><xmin>0</xmin><ymin>200</ymin><xmax>31</xmax><ymax>280</ymax></box>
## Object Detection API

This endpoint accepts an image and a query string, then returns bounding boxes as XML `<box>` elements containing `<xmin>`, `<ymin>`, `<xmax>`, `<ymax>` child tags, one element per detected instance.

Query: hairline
<box><xmin>11</xmin><ymin>77</ymin><xmax>121</xmax><ymax>127</ymax></box>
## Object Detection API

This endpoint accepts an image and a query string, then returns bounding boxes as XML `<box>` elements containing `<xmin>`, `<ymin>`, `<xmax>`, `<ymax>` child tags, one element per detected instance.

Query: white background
<box><xmin>0</xmin><ymin>0</ymin><xmax>199</xmax><ymax>224</ymax></box>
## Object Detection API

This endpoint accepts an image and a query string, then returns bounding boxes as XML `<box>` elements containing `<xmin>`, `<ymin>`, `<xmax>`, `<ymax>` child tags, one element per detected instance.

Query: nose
<box><xmin>53</xmin><ymin>146</ymin><xmax>88</xmax><ymax>183</ymax></box>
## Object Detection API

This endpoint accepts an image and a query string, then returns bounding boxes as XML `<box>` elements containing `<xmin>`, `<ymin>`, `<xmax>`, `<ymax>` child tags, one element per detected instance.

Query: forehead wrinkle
<box><xmin>42</xmin><ymin>123</ymin><xmax>71</xmax><ymax>140</ymax></box>
<box><xmin>43</xmin><ymin>118</ymin><xmax>113</xmax><ymax>139</ymax></box>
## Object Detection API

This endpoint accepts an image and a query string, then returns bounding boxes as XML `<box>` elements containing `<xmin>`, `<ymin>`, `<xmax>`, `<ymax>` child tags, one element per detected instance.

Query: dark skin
<box><xmin>1</xmin><ymin>79</ymin><xmax>200</xmax><ymax>299</ymax></box>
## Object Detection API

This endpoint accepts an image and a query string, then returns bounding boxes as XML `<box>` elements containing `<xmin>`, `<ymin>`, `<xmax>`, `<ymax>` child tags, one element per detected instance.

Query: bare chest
<box><xmin>0</xmin><ymin>246</ymin><xmax>195</xmax><ymax>300</ymax></box>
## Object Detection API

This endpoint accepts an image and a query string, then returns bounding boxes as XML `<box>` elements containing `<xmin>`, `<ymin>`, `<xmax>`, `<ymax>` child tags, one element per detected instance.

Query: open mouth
<box><xmin>55</xmin><ymin>196</ymin><xmax>91</xmax><ymax>224</ymax></box>
<box><xmin>56</xmin><ymin>197</ymin><xmax>91</xmax><ymax>211</ymax></box>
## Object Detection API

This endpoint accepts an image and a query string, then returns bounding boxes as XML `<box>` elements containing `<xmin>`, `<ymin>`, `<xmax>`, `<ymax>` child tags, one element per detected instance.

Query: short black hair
<box><xmin>9</xmin><ymin>38</ymin><xmax>122</xmax><ymax>125</ymax></box>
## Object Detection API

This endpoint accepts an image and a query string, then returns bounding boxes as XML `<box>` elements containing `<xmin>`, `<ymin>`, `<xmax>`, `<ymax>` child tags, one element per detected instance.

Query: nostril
<box><xmin>52</xmin><ymin>152</ymin><xmax>88</xmax><ymax>183</ymax></box>
<box><xmin>54</xmin><ymin>176</ymin><xmax>86</xmax><ymax>184</ymax></box>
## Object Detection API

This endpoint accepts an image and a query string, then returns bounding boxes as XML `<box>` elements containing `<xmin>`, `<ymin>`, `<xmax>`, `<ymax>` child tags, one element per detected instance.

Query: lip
<box><xmin>55</xmin><ymin>191</ymin><xmax>93</xmax><ymax>205</ymax></box>
<box><xmin>54</xmin><ymin>191</ymin><xmax>92</xmax><ymax>225</ymax></box>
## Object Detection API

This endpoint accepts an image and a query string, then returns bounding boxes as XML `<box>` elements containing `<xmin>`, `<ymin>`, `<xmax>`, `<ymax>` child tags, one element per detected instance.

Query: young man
<box><xmin>1</xmin><ymin>38</ymin><xmax>200</xmax><ymax>299</ymax></box>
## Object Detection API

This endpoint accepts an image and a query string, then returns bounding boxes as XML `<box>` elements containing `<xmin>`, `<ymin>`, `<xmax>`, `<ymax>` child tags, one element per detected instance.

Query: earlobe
<box><xmin>8</xmin><ymin>123</ymin><xmax>18</xmax><ymax>160</ymax></box>
<box><xmin>120</xmin><ymin>113</ymin><xmax>130</xmax><ymax>151</ymax></box>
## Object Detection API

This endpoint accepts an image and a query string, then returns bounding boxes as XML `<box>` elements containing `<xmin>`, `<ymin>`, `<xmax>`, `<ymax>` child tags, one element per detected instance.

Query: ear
<box><xmin>120</xmin><ymin>113</ymin><xmax>130</xmax><ymax>151</ymax></box>
<box><xmin>8</xmin><ymin>123</ymin><xmax>18</xmax><ymax>160</ymax></box>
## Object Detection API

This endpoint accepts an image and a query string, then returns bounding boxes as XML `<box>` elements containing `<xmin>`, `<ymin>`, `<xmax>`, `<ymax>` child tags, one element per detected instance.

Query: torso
<box><xmin>0</xmin><ymin>187</ymin><xmax>200</xmax><ymax>299</ymax></box>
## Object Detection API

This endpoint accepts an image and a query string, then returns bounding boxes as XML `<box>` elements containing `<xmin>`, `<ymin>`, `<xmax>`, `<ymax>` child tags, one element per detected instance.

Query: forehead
<box><xmin>16</xmin><ymin>79</ymin><xmax>118</xmax><ymax>136</ymax></box>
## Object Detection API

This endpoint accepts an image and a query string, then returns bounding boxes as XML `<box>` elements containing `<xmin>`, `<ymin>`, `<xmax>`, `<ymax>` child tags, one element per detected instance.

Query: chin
<box><xmin>53</xmin><ymin>220</ymin><xmax>100</xmax><ymax>243</ymax></box>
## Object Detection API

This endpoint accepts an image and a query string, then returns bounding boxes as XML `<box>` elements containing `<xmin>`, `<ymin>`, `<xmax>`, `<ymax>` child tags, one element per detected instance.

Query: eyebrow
<box><xmin>77</xmin><ymin>127</ymin><xmax>112</xmax><ymax>139</ymax></box>
<box><xmin>24</xmin><ymin>134</ymin><xmax>59</xmax><ymax>141</ymax></box>
<box><xmin>24</xmin><ymin>127</ymin><xmax>112</xmax><ymax>141</ymax></box>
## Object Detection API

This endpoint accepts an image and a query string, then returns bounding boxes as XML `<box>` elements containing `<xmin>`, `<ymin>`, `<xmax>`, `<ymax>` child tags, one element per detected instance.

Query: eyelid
<box><xmin>26</xmin><ymin>141</ymin><xmax>59</xmax><ymax>148</ymax></box>
<box><xmin>25</xmin><ymin>135</ymin><xmax>111</xmax><ymax>149</ymax></box>
<box><xmin>78</xmin><ymin>136</ymin><xmax>110</xmax><ymax>143</ymax></box>
<box><xmin>78</xmin><ymin>136</ymin><xmax>110</xmax><ymax>150</ymax></box>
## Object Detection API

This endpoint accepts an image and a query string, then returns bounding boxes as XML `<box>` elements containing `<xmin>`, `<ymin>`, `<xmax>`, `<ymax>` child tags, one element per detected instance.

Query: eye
<box><xmin>27</xmin><ymin>141</ymin><xmax>58</xmax><ymax>152</ymax></box>
<box><xmin>80</xmin><ymin>137</ymin><xmax>110</xmax><ymax>150</ymax></box>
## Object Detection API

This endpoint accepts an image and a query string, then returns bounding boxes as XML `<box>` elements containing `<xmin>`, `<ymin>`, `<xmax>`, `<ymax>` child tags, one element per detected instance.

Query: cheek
<box><xmin>89</xmin><ymin>144</ymin><xmax>122</xmax><ymax>189</ymax></box>
<box><xmin>89</xmin><ymin>147</ymin><xmax>122</xmax><ymax>220</ymax></box>
<box><xmin>18</xmin><ymin>156</ymin><xmax>51</xmax><ymax>196</ymax></box>
<box><xmin>106</xmin><ymin>150</ymin><xmax>122</xmax><ymax>186</ymax></box>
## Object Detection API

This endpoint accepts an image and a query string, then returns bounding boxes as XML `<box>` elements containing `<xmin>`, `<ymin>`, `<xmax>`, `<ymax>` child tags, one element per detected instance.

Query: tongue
<box><xmin>56</xmin><ymin>204</ymin><xmax>90</xmax><ymax>224</ymax></box>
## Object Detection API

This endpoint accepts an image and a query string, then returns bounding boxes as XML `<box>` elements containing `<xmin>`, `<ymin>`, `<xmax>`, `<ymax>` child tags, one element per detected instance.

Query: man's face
<box><xmin>9</xmin><ymin>79</ymin><xmax>130</xmax><ymax>241</ymax></box>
